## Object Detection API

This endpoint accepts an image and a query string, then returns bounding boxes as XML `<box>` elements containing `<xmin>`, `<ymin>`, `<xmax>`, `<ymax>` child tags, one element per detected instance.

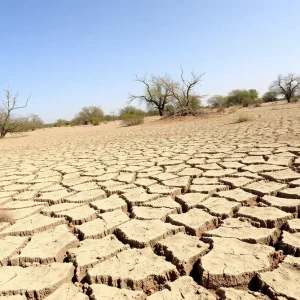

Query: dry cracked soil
<box><xmin>0</xmin><ymin>102</ymin><xmax>300</xmax><ymax>300</ymax></box>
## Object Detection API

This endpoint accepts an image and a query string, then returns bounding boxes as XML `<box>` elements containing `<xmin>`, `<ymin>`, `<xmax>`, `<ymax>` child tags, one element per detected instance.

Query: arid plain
<box><xmin>0</xmin><ymin>102</ymin><xmax>300</xmax><ymax>300</ymax></box>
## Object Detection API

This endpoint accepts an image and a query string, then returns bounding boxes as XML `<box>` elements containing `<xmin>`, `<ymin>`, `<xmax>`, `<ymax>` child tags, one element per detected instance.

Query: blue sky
<box><xmin>1</xmin><ymin>0</ymin><xmax>299</xmax><ymax>123</ymax></box>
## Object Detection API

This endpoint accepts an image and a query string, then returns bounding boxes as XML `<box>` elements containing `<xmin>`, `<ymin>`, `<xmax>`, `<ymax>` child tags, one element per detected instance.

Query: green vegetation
<box><xmin>2</xmin><ymin>71</ymin><xmax>300</xmax><ymax>137</ymax></box>
<box><xmin>208</xmin><ymin>89</ymin><xmax>261</xmax><ymax>109</ymax></box>
<box><xmin>262</xmin><ymin>91</ymin><xmax>278</xmax><ymax>102</ymax></box>
<box><xmin>72</xmin><ymin>106</ymin><xmax>104</xmax><ymax>126</ymax></box>
<box><xmin>119</xmin><ymin>106</ymin><xmax>145</xmax><ymax>126</ymax></box>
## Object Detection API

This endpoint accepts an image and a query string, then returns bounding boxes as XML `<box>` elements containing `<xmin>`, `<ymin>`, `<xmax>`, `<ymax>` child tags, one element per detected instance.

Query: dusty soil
<box><xmin>0</xmin><ymin>102</ymin><xmax>300</xmax><ymax>299</ymax></box>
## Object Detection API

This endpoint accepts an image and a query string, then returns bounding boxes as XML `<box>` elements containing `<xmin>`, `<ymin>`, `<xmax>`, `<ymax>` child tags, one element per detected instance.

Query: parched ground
<box><xmin>0</xmin><ymin>102</ymin><xmax>300</xmax><ymax>300</ymax></box>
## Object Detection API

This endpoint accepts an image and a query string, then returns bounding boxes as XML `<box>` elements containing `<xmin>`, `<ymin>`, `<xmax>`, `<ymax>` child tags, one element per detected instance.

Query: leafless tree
<box><xmin>0</xmin><ymin>88</ymin><xmax>30</xmax><ymax>138</ymax></box>
<box><xmin>129</xmin><ymin>75</ymin><xmax>174</xmax><ymax>116</ymax></box>
<box><xmin>269</xmin><ymin>74</ymin><xmax>300</xmax><ymax>103</ymax></box>
<box><xmin>171</xmin><ymin>67</ymin><xmax>205</xmax><ymax>108</ymax></box>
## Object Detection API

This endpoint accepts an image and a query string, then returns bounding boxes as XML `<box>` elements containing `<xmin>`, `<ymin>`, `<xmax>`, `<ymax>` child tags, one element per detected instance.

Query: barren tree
<box><xmin>269</xmin><ymin>74</ymin><xmax>300</xmax><ymax>103</ymax></box>
<box><xmin>129</xmin><ymin>75</ymin><xmax>174</xmax><ymax>116</ymax></box>
<box><xmin>0</xmin><ymin>88</ymin><xmax>30</xmax><ymax>138</ymax></box>
<box><xmin>171</xmin><ymin>67</ymin><xmax>205</xmax><ymax>108</ymax></box>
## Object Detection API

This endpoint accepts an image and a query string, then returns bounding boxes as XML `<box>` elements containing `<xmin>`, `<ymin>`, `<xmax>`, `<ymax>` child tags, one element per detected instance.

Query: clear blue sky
<box><xmin>1</xmin><ymin>0</ymin><xmax>299</xmax><ymax>123</ymax></box>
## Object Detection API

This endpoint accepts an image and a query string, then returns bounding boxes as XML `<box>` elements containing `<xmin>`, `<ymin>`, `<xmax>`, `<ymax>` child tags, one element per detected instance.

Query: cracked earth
<box><xmin>0</xmin><ymin>103</ymin><xmax>300</xmax><ymax>300</ymax></box>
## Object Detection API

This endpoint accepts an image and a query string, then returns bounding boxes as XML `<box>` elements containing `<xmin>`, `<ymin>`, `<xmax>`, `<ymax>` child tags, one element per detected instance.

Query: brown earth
<box><xmin>0</xmin><ymin>102</ymin><xmax>300</xmax><ymax>299</ymax></box>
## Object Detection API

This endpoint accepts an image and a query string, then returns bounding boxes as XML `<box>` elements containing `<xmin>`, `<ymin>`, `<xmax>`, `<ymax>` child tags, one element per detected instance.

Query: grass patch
<box><xmin>235</xmin><ymin>113</ymin><xmax>253</xmax><ymax>123</ymax></box>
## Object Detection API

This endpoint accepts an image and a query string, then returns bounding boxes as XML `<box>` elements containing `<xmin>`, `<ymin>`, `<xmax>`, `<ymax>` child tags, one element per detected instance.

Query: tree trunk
<box><xmin>159</xmin><ymin>109</ymin><xmax>163</xmax><ymax>116</ymax></box>
<box><xmin>0</xmin><ymin>128</ymin><xmax>7</xmax><ymax>138</ymax></box>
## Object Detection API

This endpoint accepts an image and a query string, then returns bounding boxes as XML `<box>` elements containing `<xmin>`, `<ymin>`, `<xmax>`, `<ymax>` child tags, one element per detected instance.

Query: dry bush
<box><xmin>161</xmin><ymin>107</ymin><xmax>214</xmax><ymax>120</ymax></box>
<box><xmin>235</xmin><ymin>113</ymin><xmax>253</xmax><ymax>123</ymax></box>
<box><xmin>291</xmin><ymin>97</ymin><xmax>300</xmax><ymax>103</ymax></box>
<box><xmin>217</xmin><ymin>107</ymin><xmax>225</xmax><ymax>113</ymax></box>
<box><xmin>0</xmin><ymin>210</ymin><xmax>15</xmax><ymax>224</ymax></box>
<box><xmin>228</xmin><ymin>106</ymin><xmax>239</xmax><ymax>114</ymax></box>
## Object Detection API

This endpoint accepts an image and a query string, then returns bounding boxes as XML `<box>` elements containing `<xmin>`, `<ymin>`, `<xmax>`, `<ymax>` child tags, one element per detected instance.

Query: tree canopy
<box><xmin>72</xmin><ymin>106</ymin><xmax>104</xmax><ymax>125</ymax></box>
<box><xmin>269</xmin><ymin>74</ymin><xmax>300</xmax><ymax>103</ymax></box>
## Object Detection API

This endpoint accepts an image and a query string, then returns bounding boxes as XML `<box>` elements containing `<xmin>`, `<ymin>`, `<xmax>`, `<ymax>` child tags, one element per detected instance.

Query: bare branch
<box><xmin>269</xmin><ymin>73</ymin><xmax>300</xmax><ymax>103</ymax></box>
<box><xmin>128</xmin><ymin>74</ymin><xmax>174</xmax><ymax>116</ymax></box>
<box><xmin>0</xmin><ymin>88</ymin><xmax>31</xmax><ymax>138</ymax></box>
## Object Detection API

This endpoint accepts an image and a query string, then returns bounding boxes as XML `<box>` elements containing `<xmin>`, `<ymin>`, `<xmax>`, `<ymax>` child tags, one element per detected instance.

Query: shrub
<box><xmin>235</xmin><ymin>113</ymin><xmax>253</xmax><ymax>123</ymax></box>
<box><xmin>120</xmin><ymin>106</ymin><xmax>145</xmax><ymax>126</ymax></box>
<box><xmin>0</xmin><ymin>211</ymin><xmax>14</xmax><ymax>224</ymax></box>
<box><xmin>54</xmin><ymin>119</ymin><xmax>70</xmax><ymax>127</ymax></box>
<box><xmin>217</xmin><ymin>106</ymin><xmax>225</xmax><ymax>113</ymax></box>
<box><xmin>253</xmin><ymin>98</ymin><xmax>264</xmax><ymax>107</ymax></box>
<box><xmin>73</xmin><ymin>106</ymin><xmax>104</xmax><ymax>125</ymax></box>
<box><xmin>90</xmin><ymin>116</ymin><xmax>103</xmax><ymax>126</ymax></box>
<box><xmin>291</xmin><ymin>97</ymin><xmax>300</xmax><ymax>103</ymax></box>
<box><xmin>208</xmin><ymin>95</ymin><xmax>227</xmax><ymax>108</ymax></box>
<box><xmin>227</xmin><ymin>89</ymin><xmax>259</xmax><ymax>107</ymax></box>
<box><xmin>228</xmin><ymin>106</ymin><xmax>239</xmax><ymax>113</ymax></box>
<box><xmin>262</xmin><ymin>91</ymin><xmax>278</xmax><ymax>102</ymax></box>
<box><xmin>146</xmin><ymin>109</ymin><xmax>160</xmax><ymax>116</ymax></box>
